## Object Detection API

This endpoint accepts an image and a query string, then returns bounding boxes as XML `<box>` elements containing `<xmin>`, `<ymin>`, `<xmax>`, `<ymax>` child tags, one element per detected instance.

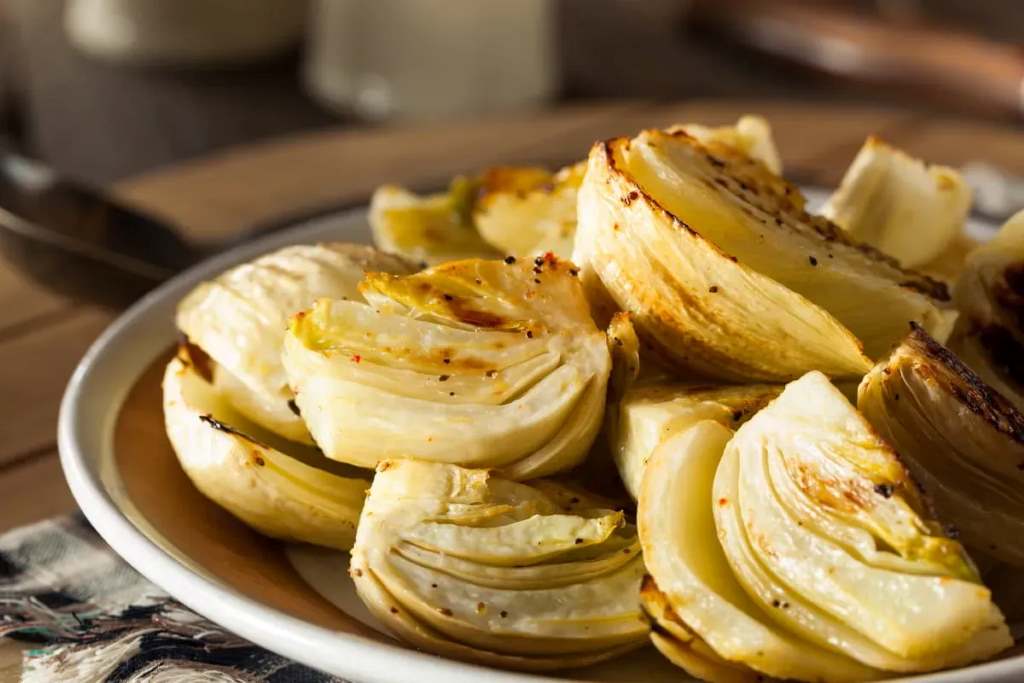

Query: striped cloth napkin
<box><xmin>0</xmin><ymin>514</ymin><xmax>345</xmax><ymax>682</ymax></box>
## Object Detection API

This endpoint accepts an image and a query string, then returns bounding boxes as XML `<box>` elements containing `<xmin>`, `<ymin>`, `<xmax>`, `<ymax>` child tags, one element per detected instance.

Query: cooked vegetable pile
<box><xmin>165</xmin><ymin>116</ymin><xmax>1024</xmax><ymax>680</ymax></box>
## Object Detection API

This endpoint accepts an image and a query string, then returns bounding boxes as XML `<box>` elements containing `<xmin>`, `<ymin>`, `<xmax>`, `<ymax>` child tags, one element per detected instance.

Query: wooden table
<box><xmin>3</xmin><ymin>98</ymin><xmax>1024</xmax><ymax>535</ymax></box>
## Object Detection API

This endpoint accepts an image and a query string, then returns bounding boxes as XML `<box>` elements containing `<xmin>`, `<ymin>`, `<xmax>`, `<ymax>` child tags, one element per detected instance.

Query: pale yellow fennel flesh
<box><xmin>349</xmin><ymin>459</ymin><xmax>649</xmax><ymax>671</ymax></box>
<box><xmin>638</xmin><ymin>372</ymin><xmax>1010</xmax><ymax>681</ymax></box>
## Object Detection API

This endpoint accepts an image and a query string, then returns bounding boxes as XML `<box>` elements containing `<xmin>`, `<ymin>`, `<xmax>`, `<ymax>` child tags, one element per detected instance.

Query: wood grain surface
<box><xmin>3</xmin><ymin>98</ymin><xmax>1024</xmax><ymax>536</ymax></box>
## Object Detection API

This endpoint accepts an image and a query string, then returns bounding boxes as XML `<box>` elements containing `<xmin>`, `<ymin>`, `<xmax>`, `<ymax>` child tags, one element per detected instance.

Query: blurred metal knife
<box><xmin>0</xmin><ymin>153</ymin><xmax>204</xmax><ymax>308</ymax></box>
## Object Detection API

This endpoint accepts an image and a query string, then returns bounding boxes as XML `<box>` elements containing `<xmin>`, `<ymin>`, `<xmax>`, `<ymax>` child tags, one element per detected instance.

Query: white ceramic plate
<box><xmin>59</xmin><ymin>196</ymin><xmax>1022</xmax><ymax>682</ymax></box>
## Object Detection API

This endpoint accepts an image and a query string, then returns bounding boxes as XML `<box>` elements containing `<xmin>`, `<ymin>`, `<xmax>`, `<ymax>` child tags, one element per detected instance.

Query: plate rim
<box><xmin>57</xmin><ymin>202</ymin><xmax>1023</xmax><ymax>683</ymax></box>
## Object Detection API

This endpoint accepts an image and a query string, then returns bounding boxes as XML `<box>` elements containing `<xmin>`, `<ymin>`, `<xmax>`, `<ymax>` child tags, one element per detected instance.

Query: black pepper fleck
<box><xmin>504</xmin><ymin>256</ymin><xmax>516</xmax><ymax>264</ymax></box>
<box><xmin>438</xmin><ymin>374</ymin><xmax>450</xmax><ymax>382</ymax></box>
<box><xmin>809</xmin><ymin>256</ymin><xmax>818</xmax><ymax>266</ymax></box>
<box><xmin>874</xmin><ymin>483</ymin><xmax>894</xmax><ymax>498</ymax></box>
<box><xmin>709</xmin><ymin>285</ymin><xmax>719</xmax><ymax>293</ymax></box>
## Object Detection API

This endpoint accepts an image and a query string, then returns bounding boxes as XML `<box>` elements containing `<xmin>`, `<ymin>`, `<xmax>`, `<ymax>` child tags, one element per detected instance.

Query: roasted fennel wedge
<box><xmin>282</xmin><ymin>257</ymin><xmax>610</xmax><ymax>479</ymax></box>
<box><xmin>370</xmin><ymin>178</ymin><xmax>499</xmax><ymax>264</ymax></box>
<box><xmin>574</xmin><ymin>129</ymin><xmax>955</xmax><ymax>381</ymax></box>
<box><xmin>602</xmin><ymin>299</ymin><xmax>780</xmax><ymax>501</ymax></box>
<box><xmin>859</xmin><ymin>324</ymin><xmax>1024</xmax><ymax>567</ymax></box>
<box><xmin>176</xmin><ymin>243</ymin><xmax>413</xmax><ymax>443</ymax></box>
<box><xmin>823</xmin><ymin>137</ymin><xmax>971</xmax><ymax>268</ymax></box>
<box><xmin>349</xmin><ymin>459</ymin><xmax>648</xmax><ymax>671</ymax></box>
<box><xmin>952</xmin><ymin>209</ymin><xmax>1024</xmax><ymax>412</ymax></box>
<box><xmin>472</xmin><ymin>163</ymin><xmax>584</xmax><ymax>258</ymax></box>
<box><xmin>371</xmin><ymin>165</ymin><xmax>580</xmax><ymax>261</ymax></box>
<box><xmin>163</xmin><ymin>346</ymin><xmax>368</xmax><ymax>550</ymax></box>
<box><xmin>639</xmin><ymin>373</ymin><xmax>1011</xmax><ymax>682</ymax></box>
<box><xmin>611</xmin><ymin>382</ymin><xmax>779</xmax><ymax>500</ymax></box>
<box><xmin>674</xmin><ymin>114</ymin><xmax>782</xmax><ymax>174</ymax></box>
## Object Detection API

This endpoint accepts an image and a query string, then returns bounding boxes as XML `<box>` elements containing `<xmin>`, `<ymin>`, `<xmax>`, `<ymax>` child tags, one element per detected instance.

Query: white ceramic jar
<box><xmin>304</xmin><ymin>0</ymin><xmax>557</xmax><ymax>121</ymax></box>
<box><xmin>65</xmin><ymin>0</ymin><xmax>308</xmax><ymax>66</ymax></box>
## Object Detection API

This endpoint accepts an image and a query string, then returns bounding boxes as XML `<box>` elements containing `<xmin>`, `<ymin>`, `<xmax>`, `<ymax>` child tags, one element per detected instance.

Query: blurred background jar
<box><xmin>304</xmin><ymin>0</ymin><xmax>558</xmax><ymax>122</ymax></box>
<box><xmin>64</xmin><ymin>0</ymin><xmax>308</xmax><ymax>66</ymax></box>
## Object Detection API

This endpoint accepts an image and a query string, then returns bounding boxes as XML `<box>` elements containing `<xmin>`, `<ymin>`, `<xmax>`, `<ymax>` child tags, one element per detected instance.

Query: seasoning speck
<box><xmin>438</xmin><ymin>607</ymin><xmax>453</xmax><ymax>617</ymax></box>
<box><xmin>709</xmin><ymin>285</ymin><xmax>719</xmax><ymax>293</ymax></box>
<box><xmin>500</xmin><ymin>610</ymin><xmax>508</xmax><ymax>618</ymax></box>
<box><xmin>874</xmin><ymin>483</ymin><xmax>894</xmax><ymax>498</ymax></box>
<box><xmin>438</xmin><ymin>374</ymin><xmax>450</xmax><ymax>382</ymax></box>
<box><xmin>809</xmin><ymin>256</ymin><xmax>818</xmax><ymax>266</ymax></box>
<box><xmin>526</xmin><ymin>330</ymin><xmax>534</xmax><ymax>338</ymax></box>
<box><xmin>504</xmin><ymin>256</ymin><xmax>516</xmax><ymax>264</ymax></box>
<box><xmin>443</xmin><ymin>294</ymin><xmax>454</xmax><ymax>301</ymax></box>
